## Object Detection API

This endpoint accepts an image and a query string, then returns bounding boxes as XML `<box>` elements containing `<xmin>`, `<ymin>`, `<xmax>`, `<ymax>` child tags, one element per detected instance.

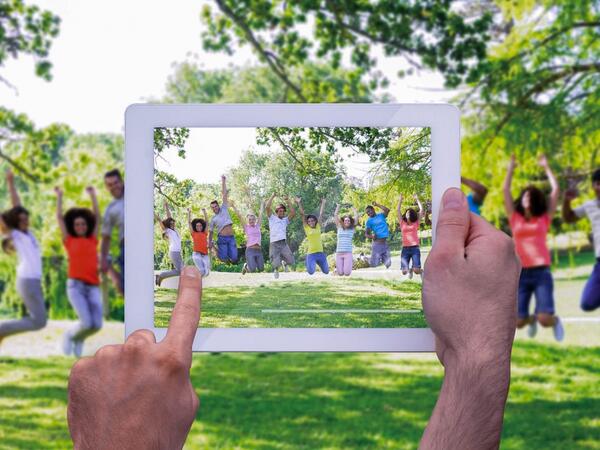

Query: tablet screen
<box><xmin>153</xmin><ymin>126</ymin><xmax>431</xmax><ymax>328</ymax></box>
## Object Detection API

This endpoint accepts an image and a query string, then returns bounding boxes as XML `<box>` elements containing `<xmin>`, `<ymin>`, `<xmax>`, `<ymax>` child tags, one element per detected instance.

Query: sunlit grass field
<box><xmin>154</xmin><ymin>278</ymin><xmax>428</xmax><ymax>328</ymax></box>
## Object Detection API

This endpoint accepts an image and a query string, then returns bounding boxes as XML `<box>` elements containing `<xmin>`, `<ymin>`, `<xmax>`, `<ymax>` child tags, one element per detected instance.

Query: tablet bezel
<box><xmin>124</xmin><ymin>103</ymin><xmax>460</xmax><ymax>352</ymax></box>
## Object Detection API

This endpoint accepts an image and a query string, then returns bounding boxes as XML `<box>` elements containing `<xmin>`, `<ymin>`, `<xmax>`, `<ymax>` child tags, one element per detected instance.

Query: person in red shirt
<box><xmin>503</xmin><ymin>154</ymin><xmax>564</xmax><ymax>341</ymax></box>
<box><xmin>55</xmin><ymin>186</ymin><xmax>102</xmax><ymax>357</ymax></box>
<box><xmin>188</xmin><ymin>207</ymin><xmax>210</xmax><ymax>277</ymax></box>
<box><xmin>397</xmin><ymin>193</ymin><xmax>425</xmax><ymax>279</ymax></box>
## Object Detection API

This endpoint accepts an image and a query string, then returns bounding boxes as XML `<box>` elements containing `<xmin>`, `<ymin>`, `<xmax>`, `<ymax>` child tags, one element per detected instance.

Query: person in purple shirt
<box><xmin>230</xmin><ymin>200</ymin><xmax>265</xmax><ymax>274</ymax></box>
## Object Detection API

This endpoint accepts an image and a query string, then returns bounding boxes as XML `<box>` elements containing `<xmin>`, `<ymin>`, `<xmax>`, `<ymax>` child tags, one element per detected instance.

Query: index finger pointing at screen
<box><xmin>164</xmin><ymin>266</ymin><xmax>202</xmax><ymax>357</ymax></box>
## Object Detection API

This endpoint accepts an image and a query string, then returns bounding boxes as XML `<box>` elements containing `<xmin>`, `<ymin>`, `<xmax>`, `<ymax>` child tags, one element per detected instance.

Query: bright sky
<box><xmin>3</xmin><ymin>0</ymin><xmax>449</xmax><ymax>181</ymax></box>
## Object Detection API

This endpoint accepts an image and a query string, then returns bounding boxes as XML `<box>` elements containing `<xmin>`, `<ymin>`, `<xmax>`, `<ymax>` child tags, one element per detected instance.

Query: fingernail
<box><xmin>182</xmin><ymin>266</ymin><xmax>201</xmax><ymax>279</ymax></box>
<box><xmin>443</xmin><ymin>188</ymin><xmax>464</xmax><ymax>210</ymax></box>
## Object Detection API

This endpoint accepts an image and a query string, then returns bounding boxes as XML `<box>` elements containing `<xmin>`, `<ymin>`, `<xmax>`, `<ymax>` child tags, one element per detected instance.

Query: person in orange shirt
<box><xmin>188</xmin><ymin>208</ymin><xmax>210</xmax><ymax>277</ymax></box>
<box><xmin>55</xmin><ymin>186</ymin><xmax>102</xmax><ymax>357</ymax></box>
<box><xmin>397</xmin><ymin>193</ymin><xmax>425</xmax><ymax>279</ymax></box>
<box><xmin>503</xmin><ymin>154</ymin><xmax>564</xmax><ymax>341</ymax></box>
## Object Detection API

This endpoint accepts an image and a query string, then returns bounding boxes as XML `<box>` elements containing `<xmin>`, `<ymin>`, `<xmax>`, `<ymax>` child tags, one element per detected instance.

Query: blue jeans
<box><xmin>581</xmin><ymin>259</ymin><xmax>600</xmax><ymax>312</ymax></box>
<box><xmin>401</xmin><ymin>246</ymin><xmax>421</xmax><ymax>271</ymax></box>
<box><xmin>306</xmin><ymin>252</ymin><xmax>329</xmax><ymax>275</ymax></box>
<box><xmin>518</xmin><ymin>267</ymin><xmax>555</xmax><ymax>319</ymax></box>
<box><xmin>217</xmin><ymin>235</ymin><xmax>238</xmax><ymax>263</ymax></box>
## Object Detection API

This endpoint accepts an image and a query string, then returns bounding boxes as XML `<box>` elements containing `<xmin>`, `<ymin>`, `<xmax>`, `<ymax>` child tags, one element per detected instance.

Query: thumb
<box><xmin>432</xmin><ymin>188</ymin><xmax>470</xmax><ymax>260</ymax></box>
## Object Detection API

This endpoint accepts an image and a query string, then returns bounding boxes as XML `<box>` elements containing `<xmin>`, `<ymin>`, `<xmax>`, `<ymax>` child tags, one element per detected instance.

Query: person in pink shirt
<box><xmin>397</xmin><ymin>193</ymin><xmax>425</xmax><ymax>279</ymax></box>
<box><xmin>503</xmin><ymin>154</ymin><xmax>564</xmax><ymax>341</ymax></box>
<box><xmin>230</xmin><ymin>200</ymin><xmax>265</xmax><ymax>274</ymax></box>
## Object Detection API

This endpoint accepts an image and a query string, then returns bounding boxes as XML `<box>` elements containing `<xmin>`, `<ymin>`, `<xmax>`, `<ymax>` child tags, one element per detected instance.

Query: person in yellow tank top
<box><xmin>296</xmin><ymin>197</ymin><xmax>329</xmax><ymax>275</ymax></box>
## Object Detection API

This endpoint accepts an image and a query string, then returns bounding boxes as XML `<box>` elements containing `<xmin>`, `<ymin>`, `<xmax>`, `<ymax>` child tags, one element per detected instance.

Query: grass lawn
<box><xmin>154</xmin><ymin>277</ymin><xmax>427</xmax><ymax>328</ymax></box>
<box><xmin>0</xmin><ymin>342</ymin><xmax>599</xmax><ymax>449</ymax></box>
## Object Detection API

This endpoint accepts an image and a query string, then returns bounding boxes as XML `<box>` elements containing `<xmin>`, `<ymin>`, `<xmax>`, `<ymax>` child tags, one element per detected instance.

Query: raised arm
<box><xmin>294</xmin><ymin>197</ymin><xmax>304</xmax><ymax>224</ymax></box>
<box><xmin>6</xmin><ymin>170</ymin><xmax>21</xmax><ymax>207</ymax></box>
<box><xmin>229</xmin><ymin>200</ymin><xmax>246</xmax><ymax>227</ymax></box>
<box><xmin>414</xmin><ymin>194</ymin><xmax>425</xmax><ymax>221</ymax></box>
<box><xmin>187</xmin><ymin>208</ymin><xmax>194</xmax><ymax>233</ymax></box>
<box><xmin>352</xmin><ymin>206</ymin><xmax>359</xmax><ymax>227</ymax></box>
<box><xmin>221</xmin><ymin>175</ymin><xmax>228</xmax><ymax>204</ymax></box>
<box><xmin>318</xmin><ymin>198</ymin><xmax>326</xmax><ymax>224</ymax></box>
<box><xmin>374</xmin><ymin>201</ymin><xmax>390</xmax><ymax>217</ymax></box>
<box><xmin>265</xmin><ymin>193</ymin><xmax>276</xmax><ymax>217</ymax></box>
<box><xmin>396</xmin><ymin>195</ymin><xmax>404</xmax><ymax>225</ymax></box>
<box><xmin>562</xmin><ymin>190</ymin><xmax>581</xmax><ymax>223</ymax></box>
<box><xmin>334</xmin><ymin>203</ymin><xmax>341</xmax><ymax>227</ymax></box>
<box><xmin>155</xmin><ymin>213</ymin><xmax>166</xmax><ymax>231</ymax></box>
<box><xmin>55</xmin><ymin>187</ymin><xmax>68</xmax><ymax>240</ymax></box>
<box><xmin>87</xmin><ymin>186</ymin><xmax>100</xmax><ymax>238</ymax></box>
<box><xmin>539</xmin><ymin>154</ymin><xmax>560</xmax><ymax>217</ymax></box>
<box><xmin>503</xmin><ymin>155</ymin><xmax>516</xmax><ymax>216</ymax></box>
<box><xmin>257</xmin><ymin>200</ymin><xmax>265</xmax><ymax>225</ymax></box>
<box><xmin>202</xmin><ymin>208</ymin><xmax>208</xmax><ymax>223</ymax></box>
<box><xmin>164</xmin><ymin>200</ymin><xmax>172</xmax><ymax>219</ymax></box>
<box><xmin>461</xmin><ymin>176</ymin><xmax>489</xmax><ymax>203</ymax></box>
<box><xmin>286</xmin><ymin>196</ymin><xmax>296</xmax><ymax>220</ymax></box>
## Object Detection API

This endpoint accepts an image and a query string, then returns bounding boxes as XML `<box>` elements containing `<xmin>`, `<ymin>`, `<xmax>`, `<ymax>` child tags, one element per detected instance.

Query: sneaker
<box><xmin>61</xmin><ymin>331</ymin><xmax>74</xmax><ymax>356</ymax></box>
<box><xmin>527</xmin><ymin>318</ymin><xmax>537</xmax><ymax>338</ymax></box>
<box><xmin>242</xmin><ymin>263</ymin><xmax>248</xmax><ymax>275</ymax></box>
<box><xmin>408</xmin><ymin>269</ymin><xmax>414</xmax><ymax>279</ymax></box>
<box><xmin>73</xmin><ymin>340</ymin><xmax>84</xmax><ymax>358</ymax></box>
<box><xmin>274</xmin><ymin>270</ymin><xmax>279</xmax><ymax>279</ymax></box>
<box><xmin>553</xmin><ymin>317</ymin><xmax>565</xmax><ymax>342</ymax></box>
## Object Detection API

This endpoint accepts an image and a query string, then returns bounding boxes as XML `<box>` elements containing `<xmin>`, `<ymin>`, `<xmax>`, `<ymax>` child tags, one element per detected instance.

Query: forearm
<box><xmin>420</xmin><ymin>359</ymin><xmax>511</xmax><ymax>450</ymax></box>
<box><xmin>562</xmin><ymin>199</ymin><xmax>578</xmax><ymax>223</ymax></box>
<box><xmin>8</xmin><ymin>178</ymin><xmax>21</xmax><ymax>207</ymax></box>
<box><xmin>101</xmin><ymin>236</ymin><xmax>111</xmax><ymax>259</ymax></box>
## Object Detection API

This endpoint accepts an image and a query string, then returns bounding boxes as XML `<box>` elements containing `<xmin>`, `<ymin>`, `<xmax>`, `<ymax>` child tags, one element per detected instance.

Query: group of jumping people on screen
<box><xmin>2</xmin><ymin>152</ymin><xmax>600</xmax><ymax>355</ymax></box>
<box><xmin>0</xmin><ymin>169</ymin><xmax>125</xmax><ymax>357</ymax></box>
<box><xmin>154</xmin><ymin>175</ymin><xmax>428</xmax><ymax>284</ymax></box>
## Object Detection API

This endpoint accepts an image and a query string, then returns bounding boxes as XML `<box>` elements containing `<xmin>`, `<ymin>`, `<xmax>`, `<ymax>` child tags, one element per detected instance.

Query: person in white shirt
<box><xmin>563</xmin><ymin>168</ymin><xmax>600</xmax><ymax>312</ymax></box>
<box><xmin>155</xmin><ymin>201</ymin><xmax>183</xmax><ymax>287</ymax></box>
<box><xmin>0</xmin><ymin>169</ymin><xmax>47</xmax><ymax>346</ymax></box>
<box><xmin>265</xmin><ymin>193</ymin><xmax>296</xmax><ymax>279</ymax></box>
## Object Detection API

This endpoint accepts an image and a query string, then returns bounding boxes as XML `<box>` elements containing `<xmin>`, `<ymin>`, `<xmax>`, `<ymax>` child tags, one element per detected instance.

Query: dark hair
<box><xmin>64</xmin><ymin>208</ymin><xmax>96</xmax><ymax>238</ymax></box>
<box><xmin>162</xmin><ymin>218</ymin><xmax>175</xmax><ymax>229</ymax></box>
<box><xmin>1</xmin><ymin>206</ymin><xmax>29</xmax><ymax>230</ymax></box>
<box><xmin>340</xmin><ymin>215</ymin><xmax>355</xmax><ymax>229</ymax></box>
<box><xmin>210</xmin><ymin>200</ymin><xmax>219</xmax><ymax>207</ymax></box>
<box><xmin>275</xmin><ymin>204</ymin><xmax>287</xmax><ymax>212</ymax></box>
<box><xmin>191</xmin><ymin>218</ymin><xmax>207</xmax><ymax>232</ymax></box>
<box><xmin>104</xmin><ymin>169</ymin><xmax>122</xmax><ymax>180</ymax></box>
<box><xmin>402</xmin><ymin>208</ymin><xmax>418</xmax><ymax>223</ymax></box>
<box><xmin>514</xmin><ymin>186</ymin><xmax>547</xmax><ymax>217</ymax></box>
<box><xmin>306</xmin><ymin>214</ymin><xmax>318</xmax><ymax>223</ymax></box>
<box><xmin>365</xmin><ymin>205</ymin><xmax>375</xmax><ymax>213</ymax></box>
<box><xmin>592</xmin><ymin>169</ymin><xmax>600</xmax><ymax>183</ymax></box>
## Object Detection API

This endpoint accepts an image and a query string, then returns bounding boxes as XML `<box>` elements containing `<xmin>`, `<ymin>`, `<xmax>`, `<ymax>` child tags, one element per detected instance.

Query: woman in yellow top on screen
<box><xmin>296</xmin><ymin>197</ymin><xmax>329</xmax><ymax>275</ymax></box>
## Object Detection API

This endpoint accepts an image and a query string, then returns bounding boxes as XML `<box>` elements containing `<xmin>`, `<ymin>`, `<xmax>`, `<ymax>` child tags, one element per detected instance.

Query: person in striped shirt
<box><xmin>334</xmin><ymin>203</ymin><xmax>359</xmax><ymax>276</ymax></box>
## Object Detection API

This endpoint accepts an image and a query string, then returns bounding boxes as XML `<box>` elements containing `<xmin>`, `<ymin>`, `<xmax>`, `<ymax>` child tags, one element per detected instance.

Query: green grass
<box><xmin>1</xmin><ymin>342</ymin><xmax>599</xmax><ymax>449</ymax></box>
<box><xmin>154</xmin><ymin>278</ymin><xmax>428</xmax><ymax>328</ymax></box>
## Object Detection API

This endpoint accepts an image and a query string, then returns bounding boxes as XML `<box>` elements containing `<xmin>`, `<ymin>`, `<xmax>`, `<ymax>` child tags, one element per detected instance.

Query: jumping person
<box><xmin>397</xmin><ymin>193</ymin><xmax>425</xmax><ymax>279</ymax></box>
<box><xmin>154</xmin><ymin>201</ymin><xmax>182</xmax><ymax>287</ymax></box>
<box><xmin>266</xmin><ymin>193</ymin><xmax>296</xmax><ymax>279</ymax></box>
<box><xmin>504</xmin><ymin>154</ymin><xmax>564</xmax><ymax>341</ymax></box>
<box><xmin>365</xmin><ymin>201</ymin><xmax>392</xmax><ymax>268</ymax></box>
<box><xmin>208</xmin><ymin>175</ymin><xmax>238</xmax><ymax>264</ymax></box>
<box><xmin>188</xmin><ymin>208</ymin><xmax>210</xmax><ymax>277</ymax></box>
<box><xmin>297</xmin><ymin>197</ymin><xmax>329</xmax><ymax>275</ymax></box>
<box><xmin>563</xmin><ymin>168</ymin><xmax>600</xmax><ymax>312</ymax></box>
<box><xmin>100</xmin><ymin>169</ymin><xmax>124</xmax><ymax>296</ymax></box>
<box><xmin>0</xmin><ymin>170</ymin><xmax>47</xmax><ymax>346</ymax></box>
<box><xmin>461</xmin><ymin>176</ymin><xmax>488</xmax><ymax>216</ymax></box>
<box><xmin>55</xmin><ymin>186</ymin><xmax>102</xmax><ymax>357</ymax></box>
<box><xmin>230</xmin><ymin>200</ymin><xmax>265</xmax><ymax>274</ymax></box>
<box><xmin>334</xmin><ymin>203</ymin><xmax>359</xmax><ymax>276</ymax></box>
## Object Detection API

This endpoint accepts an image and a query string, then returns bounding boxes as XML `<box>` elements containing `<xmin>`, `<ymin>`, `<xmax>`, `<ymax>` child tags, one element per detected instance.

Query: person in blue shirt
<box><xmin>365</xmin><ymin>201</ymin><xmax>392</xmax><ymax>268</ymax></box>
<box><xmin>462</xmin><ymin>177</ymin><xmax>488</xmax><ymax>216</ymax></box>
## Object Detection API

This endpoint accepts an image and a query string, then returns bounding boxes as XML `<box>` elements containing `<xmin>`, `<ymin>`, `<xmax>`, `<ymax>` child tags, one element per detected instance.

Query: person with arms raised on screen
<box><xmin>266</xmin><ymin>193</ymin><xmax>296</xmax><ymax>279</ymax></box>
<box><xmin>365</xmin><ymin>201</ymin><xmax>392</xmax><ymax>268</ymax></box>
<box><xmin>563</xmin><ymin>168</ymin><xmax>600</xmax><ymax>312</ymax></box>
<box><xmin>100</xmin><ymin>169</ymin><xmax>124</xmax><ymax>296</ymax></box>
<box><xmin>297</xmin><ymin>197</ymin><xmax>329</xmax><ymax>275</ymax></box>
<box><xmin>397</xmin><ymin>193</ymin><xmax>425</xmax><ymax>279</ymax></box>
<box><xmin>154</xmin><ymin>201</ymin><xmax>183</xmax><ymax>287</ymax></box>
<box><xmin>55</xmin><ymin>186</ymin><xmax>102</xmax><ymax>357</ymax></box>
<box><xmin>230</xmin><ymin>199</ymin><xmax>265</xmax><ymax>274</ymax></box>
<box><xmin>209</xmin><ymin>175</ymin><xmax>238</xmax><ymax>265</ymax></box>
<box><xmin>0</xmin><ymin>169</ymin><xmax>47</xmax><ymax>347</ymax></box>
<box><xmin>334</xmin><ymin>203</ymin><xmax>359</xmax><ymax>276</ymax></box>
<box><xmin>188</xmin><ymin>207</ymin><xmax>210</xmax><ymax>277</ymax></box>
<box><xmin>461</xmin><ymin>176</ymin><xmax>488</xmax><ymax>216</ymax></box>
<box><xmin>504</xmin><ymin>154</ymin><xmax>564</xmax><ymax>341</ymax></box>
<box><xmin>67</xmin><ymin>189</ymin><xmax>521</xmax><ymax>449</ymax></box>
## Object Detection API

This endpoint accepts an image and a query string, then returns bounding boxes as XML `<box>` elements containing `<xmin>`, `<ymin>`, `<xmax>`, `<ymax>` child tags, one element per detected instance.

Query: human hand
<box><xmin>422</xmin><ymin>188</ymin><xmax>520</xmax><ymax>369</ymax></box>
<box><xmin>221</xmin><ymin>175</ymin><xmax>226</xmax><ymax>182</ymax></box>
<box><xmin>538</xmin><ymin>154</ymin><xmax>549</xmax><ymax>168</ymax></box>
<box><xmin>508</xmin><ymin>154</ymin><xmax>517</xmax><ymax>171</ymax></box>
<box><xmin>86</xmin><ymin>186</ymin><xmax>96</xmax><ymax>196</ymax></box>
<box><xmin>68</xmin><ymin>266</ymin><xmax>202</xmax><ymax>450</ymax></box>
<box><xmin>6</xmin><ymin>169</ymin><xmax>14</xmax><ymax>182</ymax></box>
<box><xmin>54</xmin><ymin>186</ymin><xmax>63</xmax><ymax>196</ymax></box>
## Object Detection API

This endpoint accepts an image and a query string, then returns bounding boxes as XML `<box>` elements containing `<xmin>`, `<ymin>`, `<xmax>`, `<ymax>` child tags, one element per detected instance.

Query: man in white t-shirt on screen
<box><xmin>563</xmin><ymin>169</ymin><xmax>600</xmax><ymax>312</ymax></box>
<box><xmin>266</xmin><ymin>193</ymin><xmax>296</xmax><ymax>279</ymax></box>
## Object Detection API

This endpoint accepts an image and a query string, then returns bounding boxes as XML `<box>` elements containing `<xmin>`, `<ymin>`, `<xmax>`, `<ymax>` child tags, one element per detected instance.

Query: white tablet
<box><xmin>124</xmin><ymin>103</ymin><xmax>460</xmax><ymax>352</ymax></box>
